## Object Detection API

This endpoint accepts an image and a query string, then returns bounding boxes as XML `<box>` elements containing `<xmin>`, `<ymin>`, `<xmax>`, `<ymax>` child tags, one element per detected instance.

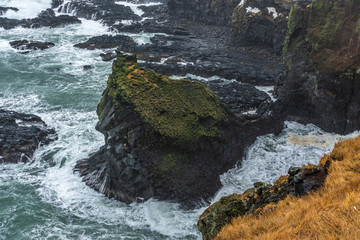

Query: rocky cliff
<box><xmin>276</xmin><ymin>0</ymin><xmax>360</xmax><ymax>134</ymax></box>
<box><xmin>75</xmin><ymin>52</ymin><xmax>282</xmax><ymax>207</ymax></box>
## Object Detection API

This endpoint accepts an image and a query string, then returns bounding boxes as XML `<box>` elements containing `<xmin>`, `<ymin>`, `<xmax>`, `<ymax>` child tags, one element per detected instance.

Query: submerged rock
<box><xmin>198</xmin><ymin>162</ymin><xmax>328</xmax><ymax>240</ymax></box>
<box><xmin>276</xmin><ymin>0</ymin><xmax>360</xmax><ymax>134</ymax></box>
<box><xmin>10</xmin><ymin>40</ymin><xmax>55</xmax><ymax>53</ymax></box>
<box><xmin>75</xmin><ymin>52</ymin><xmax>282</xmax><ymax>207</ymax></box>
<box><xmin>0</xmin><ymin>6</ymin><xmax>18</xmax><ymax>16</ymax></box>
<box><xmin>0</xmin><ymin>109</ymin><xmax>57</xmax><ymax>163</ymax></box>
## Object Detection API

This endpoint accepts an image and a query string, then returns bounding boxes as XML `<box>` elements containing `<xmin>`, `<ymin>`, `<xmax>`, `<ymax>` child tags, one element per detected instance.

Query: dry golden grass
<box><xmin>216</xmin><ymin>136</ymin><xmax>360</xmax><ymax>240</ymax></box>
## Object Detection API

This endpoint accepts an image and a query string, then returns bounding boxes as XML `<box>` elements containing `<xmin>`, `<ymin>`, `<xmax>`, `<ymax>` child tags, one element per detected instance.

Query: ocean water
<box><xmin>0</xmin><ymin>1</ymin><xmax>358</xmax><ymax>239</ymax></box>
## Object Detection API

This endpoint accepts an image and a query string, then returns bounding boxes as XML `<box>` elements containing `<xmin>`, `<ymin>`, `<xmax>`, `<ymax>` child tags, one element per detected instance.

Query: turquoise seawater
<box><xmin>1</xmin><ymin>1</ymin><xmax>357</xmax><ymax>239</ymax></box>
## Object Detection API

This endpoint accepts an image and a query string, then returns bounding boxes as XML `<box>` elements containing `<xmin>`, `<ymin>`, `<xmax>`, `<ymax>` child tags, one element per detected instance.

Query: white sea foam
<box><xmin>255</xmin><ymin>85</ymin><xmax>276</xmax><ymax>101</ymax></box>
<box><xmin>115</xmin><ymin>1</ymin><xmax>163</xmax><ymax>17</ymax></box>
<box><xmin>1</xmin><ymin>0</ymin><xmax>52</xmax><ymax>19</ymax></box>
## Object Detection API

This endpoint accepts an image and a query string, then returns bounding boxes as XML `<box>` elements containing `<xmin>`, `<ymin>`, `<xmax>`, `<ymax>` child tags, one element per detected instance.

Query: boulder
<box><xmin>75</xmin><ymin>52</ymin><xmax>282</xmax><ymax>207</ymax></box>
<box><xmin>0</xmin><ymin>109</ymin><xmax>57</xmax><ymax>163</ymax></box>
<box><xmin>275</xmin><ymin>0</ymin><xmax>360</xmax><ymax>134</ymax></box>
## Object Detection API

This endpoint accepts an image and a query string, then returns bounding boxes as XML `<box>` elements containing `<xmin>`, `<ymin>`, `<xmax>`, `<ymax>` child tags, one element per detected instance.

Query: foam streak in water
<box><xmin>1</xmin><ymin>0</ymin><xmax>52</xmax><ymax>19</ymax></box>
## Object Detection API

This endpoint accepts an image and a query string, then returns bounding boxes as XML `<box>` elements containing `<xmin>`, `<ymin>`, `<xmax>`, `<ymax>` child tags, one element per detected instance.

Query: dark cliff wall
<box><xmin>276</xmin><ymin>0</ymin><xmax>360</xmax><ymax>134</ymax></box>
<box><xmin>167</xmin><ymin>0</ymin><xmax>238</xmax><ymax>26</ymax></box>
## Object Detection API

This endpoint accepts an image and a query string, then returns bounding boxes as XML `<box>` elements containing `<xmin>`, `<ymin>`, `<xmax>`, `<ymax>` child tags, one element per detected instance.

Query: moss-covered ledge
<box><xmin>97</xmin><ymin>52</ymin><xmax>228</xmax><ymax>145</ymax></box>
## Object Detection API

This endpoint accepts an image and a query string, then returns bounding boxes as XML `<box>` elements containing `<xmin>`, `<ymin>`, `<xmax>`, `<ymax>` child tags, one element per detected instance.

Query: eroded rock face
<box><xmin>198</xmin><ymin>162</ymin><xmax>329</xmax><ymax>240</ymax></box>
<box><xmin>0</xmin><ymin>109</ymin><xmax>57</xmax><ymax>163</ymax></box>
<box><xmin>232</xmin><ymin>0</ymin><xmax>299</xmax><ymax>54</ymax></box>
<box><xmin>167</xmin><ymin>0</ymin><xmax>238</xmax><ymax>27</ymax></box>
<box><xmin>75</xmin><ymin>52</ymin><xmax>282</xmax><ymax>208</ymax></box>
<box><xmin>276</xmin><ymin>0</ymin><xmax>360</xmax><ymax>134</ymax></box>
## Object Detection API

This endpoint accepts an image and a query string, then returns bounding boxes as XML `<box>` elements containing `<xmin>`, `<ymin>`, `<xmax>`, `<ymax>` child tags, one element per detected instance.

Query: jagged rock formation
<box><xmin>0</xmin><ymin>109</ymin><xmax>57</xmax><ymax>163</ymax></box>
<box><xmin>276</xmin><ymin>0</ymin><xmax>360</xmax><ymax>134</ymax></box>
<box><xmin>75</xmin><ymin>52</ymin><xmax>282</xmax><ymax>207</ymax></box>
<box><xmin>198</xmin><ymin>159</ymin><xmax>328</xmax><ymax>240</ymax></box>
<box><xmin>10</xmin><ymin>40</ymin><xmax>55</xmax><ymax>53</ymax></box>
<box><xmin>0</xmin><ymin>9</ymin><xmax>80</xmax><ymax>29</ymax></box>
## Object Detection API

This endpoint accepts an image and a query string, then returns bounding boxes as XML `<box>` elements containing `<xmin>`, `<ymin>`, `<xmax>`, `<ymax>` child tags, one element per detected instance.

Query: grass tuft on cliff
<box><xmin>98</xmin><ymin>52</ymin><xmax>228</xmax><ymax>144</ymax></box>
<box><xmin>216</xmin><ymin>135</ymin><xmax>360</xmax><ymax>240</ymax></box>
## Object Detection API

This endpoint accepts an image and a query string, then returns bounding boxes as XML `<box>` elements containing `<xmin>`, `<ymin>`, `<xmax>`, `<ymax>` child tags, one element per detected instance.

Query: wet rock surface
<box><xmin>198</xmin><ymin>162</ymin><xmax>328</xmax><ymax>240</ymax></box>
<box><xmin>74</xmin><ymin>35</ymin><xmax>136</xmax><ymax>50</ymax></box>
<box><xmin>0</xmin><ymin>109</ymin><xmax>57</xmax><ymax>164</ymax></box>
<box><xmin>0</xmin><ymin>9</ymin><xmax>81</xmax><ymax>29</ymax></box>
<box><xmin>10</xmin><ymin>40</ymin><xmax>55</xmax><ymax>53</ymax></box>
<box><xmin>67</xmin><ymin>0</ymin><xmax>283</xmax><ymax>85</ymax></box>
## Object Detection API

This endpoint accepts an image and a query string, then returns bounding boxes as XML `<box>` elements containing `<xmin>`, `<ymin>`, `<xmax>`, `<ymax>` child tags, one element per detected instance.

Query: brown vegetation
<box><xmin>216</xmin><ymin>135</ymin><xmax>360</xmax><ymax>240</ymax></box>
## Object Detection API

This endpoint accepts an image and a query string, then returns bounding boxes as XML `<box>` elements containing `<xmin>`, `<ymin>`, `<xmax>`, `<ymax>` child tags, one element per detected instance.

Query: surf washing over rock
<box><xmin>1</xmin><ymin>0</ymin><xmax>359</xmax><ymax>239</ymax></box>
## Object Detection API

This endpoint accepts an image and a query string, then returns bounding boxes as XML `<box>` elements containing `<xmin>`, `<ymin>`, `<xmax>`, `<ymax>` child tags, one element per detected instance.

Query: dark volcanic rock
<box><xmin>198</xmin><ymin>161</ymin><xmax>329</xmax><ymax>240</ymax></box>
<box><xmin>74</xmin><ymin>35</ymin><xmax>137</xmax><ymax>50</ymax></box>
<box><xmin>10</xmin><ymin>40</ymin><xmax>55</xmax><ymax>52</ymax></box>
<box><xmin>0</xmin><ymin>6</ymin><xmax>19</xmax><ymax>16</ymax></box>
<box><xmin>0</xmin><ymin>9</ymin><xmax>81</xmax><ymax>29</ymax></box>
<box><xmin>58</xmin><ymin>0</ymin><xmax>140</xmax><ymax>25</ymax></box>
<box><xmin>0</xmin><ymin>109</ymin><xmax>57</xmax><ymax>163</ymax></box>
<box><xmin>100</xmin><ymin>51</ymin><xmax>117</xmax><ymax>62</ymax></box>
<box><xmin>75</xmin><ymin>53</ymin><xmax>282</xmax><ymax>208</ymax></box>
<box><xmin>115</xmin><ymin>32</ymin><xmax>283</xmax><ymax>85</ymax></box>
<box><xmin>276</xmin><ymin>0</ymin><xmax>360</xmax><ymax>134</ymax></box>
<box><xmin>51</xmin><ymin>0</ymin><xmax>64</xmax><ymax>9</ymax></box>
<box><xmin>203</xmin><ymin>81</ymin><xmax>271</xmax><ymax>116</ymax></box>
<box><xmin>167</xmin><ymin>0</ymin><xmax>238</xmax><ymax>27</ymax></box>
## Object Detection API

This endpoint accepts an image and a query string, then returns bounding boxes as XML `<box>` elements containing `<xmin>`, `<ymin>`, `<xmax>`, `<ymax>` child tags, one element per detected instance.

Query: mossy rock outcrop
<box><xmin>276</xmin><ymin>0</ymin><xmax>360</xmax><ymax>134</ymax></box>
<box><xmin>76</xmin><ymin>52</ymin><xmax>282</xmax><ymax>207</ymax></box>
<box><xmin>198</xmin><ymin>161</ymin><xmax>329</xmax><ymax>240</ymax></box>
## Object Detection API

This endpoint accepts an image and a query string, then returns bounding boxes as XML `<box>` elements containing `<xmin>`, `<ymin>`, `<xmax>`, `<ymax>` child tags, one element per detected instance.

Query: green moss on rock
<box><xmin>283</xmin><ymin>0</ymin><xmax>360</xmax><ymax>74</ymax></box>
<box><xmin>98</xmin><ymin>52</ymin><xmax>228</xmax><ymax>144</ymax></box>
